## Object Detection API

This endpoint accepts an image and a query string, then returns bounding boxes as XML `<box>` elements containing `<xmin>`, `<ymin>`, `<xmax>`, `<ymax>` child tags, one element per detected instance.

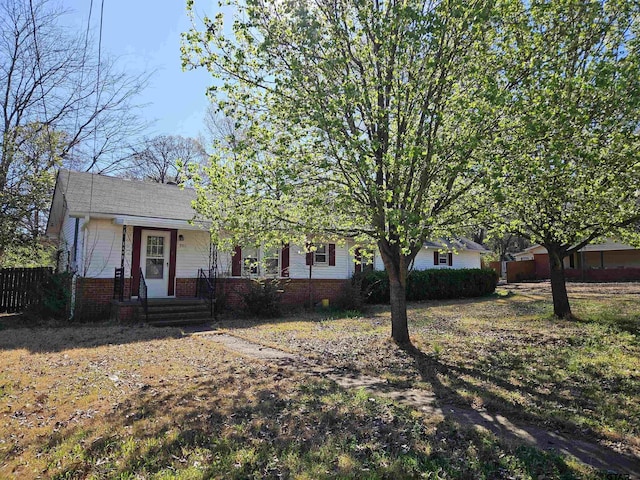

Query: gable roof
<box><xmin>424</xmin><ymin>237</ymin><xmax>490</xmax><ymax>253</ymax></box>
<box><xmin>46</xmin><ymin>169</ymin><xmax>199</xmax><ymax>237</ymax></box>
<box><xmin>57</xmin><ymin>169</ymin><xmax>196</xmax><ymax>219</ymax></box>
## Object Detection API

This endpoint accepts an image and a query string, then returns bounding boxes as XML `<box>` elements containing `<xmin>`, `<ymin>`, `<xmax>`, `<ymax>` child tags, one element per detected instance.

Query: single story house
<box><xmin>45</xmin><ymin>169</ymin><xmax>488</xmax><ymax>319</ymax></box>
<box><xmin>511</xmin><ymin>242</ymin><xmax>640</xmax><ymax>282</ymax></box>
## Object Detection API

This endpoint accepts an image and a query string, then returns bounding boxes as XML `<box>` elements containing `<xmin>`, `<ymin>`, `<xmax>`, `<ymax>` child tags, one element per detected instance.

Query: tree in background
<box><xmin>129</xmin><ymin>135</ymin><xmax>207</xmax><ymax>184</ymax></box>
<box><xmin>183</xmin><ymin>0</ymin><xmax>505</xmax><ymax>344</ymax></box>
<box><xmin>0</xmin><ymin>0</ymin><xmax>147</xmax><ymax>263</ymax></box>
<box><xmin>492</xmin><ymin>0</ymin><xmax>640</xmax><ymax>317</ymax></box>
<box><xmin>0</xmin><ymin>123</ymin><xmax>63</xmax><ymax>264</ymax></box>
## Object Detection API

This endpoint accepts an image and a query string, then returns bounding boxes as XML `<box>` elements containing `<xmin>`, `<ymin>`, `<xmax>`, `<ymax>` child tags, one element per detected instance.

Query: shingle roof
<box><xmin>57</xmin><ymin>169</ymin><xmax>197</xmax><ymax>220</ymax></box>
<box><xmin>424</xmin><ymin>237</ymin><xmax>490</xmax><ymax>253</ymax></box>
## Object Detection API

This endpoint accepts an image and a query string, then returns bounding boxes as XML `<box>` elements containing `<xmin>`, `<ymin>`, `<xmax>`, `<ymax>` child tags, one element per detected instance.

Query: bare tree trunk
<box><xmin>378</xmin><ymin>240</ymin><xmax>410</xmax><ymax>345</ymax></box>
<box><xmin>547</xmin><ymin>246</ymin><xmax>572</xmax><ymax>318</ymax></box>
<box><xmin>389</xmin><ymin>272</ymin><xmax>409</xmax><ymax>344</ymax></box>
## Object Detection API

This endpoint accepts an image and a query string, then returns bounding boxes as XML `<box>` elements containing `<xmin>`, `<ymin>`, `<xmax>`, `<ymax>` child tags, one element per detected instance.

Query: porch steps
<box><xmin>142</xmin><ymin>298</ymin><xmax>213</xmax><ymax>327</ymax></box>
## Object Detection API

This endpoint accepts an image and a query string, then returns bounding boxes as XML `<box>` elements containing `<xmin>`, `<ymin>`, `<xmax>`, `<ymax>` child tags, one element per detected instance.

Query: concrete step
<box><xmin>139</xmin><ymin>297</ymin><xmax>214</xmax><ymax>326</ymax></box>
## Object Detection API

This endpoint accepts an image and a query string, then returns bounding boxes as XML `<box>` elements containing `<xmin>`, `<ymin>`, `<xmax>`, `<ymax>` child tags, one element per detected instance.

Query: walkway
<box><xmin>200</xmin><ymin>332</ymin><xmax>640</xmax><ymax>478</ymax></box>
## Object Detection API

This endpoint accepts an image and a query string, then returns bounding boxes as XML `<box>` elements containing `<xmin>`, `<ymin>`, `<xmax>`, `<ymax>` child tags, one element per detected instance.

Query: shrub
<box><xmin>358</xmin><ymin>268</ymin><xmax>498</xmax><ymax>304</ymax></box>
<box><xmin>25</xmin><ymin>271</ymin><xmax>72</xmax><ymax>320</ymax></box>
<box><xmin>240</xmin><ymin>278</ymin><xmax>283</xmax><ymax>318</ymax></box>
<box><xmin>334</xmin><ymin>274</ymin><xmax>367</xmax><ymax>312</ymax></box>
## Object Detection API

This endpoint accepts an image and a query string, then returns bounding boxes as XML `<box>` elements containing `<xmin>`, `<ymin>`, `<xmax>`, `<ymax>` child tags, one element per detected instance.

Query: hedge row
<box><xmin>358</xmin><ymin>268</ymin><xmax>498</xmax><ymax>303</ymax></box>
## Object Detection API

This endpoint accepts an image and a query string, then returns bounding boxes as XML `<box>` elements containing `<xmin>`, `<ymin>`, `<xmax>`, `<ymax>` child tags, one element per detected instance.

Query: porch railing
<box><xmin>196</xmin><ymin>268</ymin><xmax>216</xmax><ymax>319</ymax></box>
<box><xmin>113</xmin><ymin>267</ymin><xmax>124</xmax><ymax>301</ymax></box>
<box><xmin>138</xmin><ymin>267</ymin><xmax>148</xmax><ymax>321</ymax></box>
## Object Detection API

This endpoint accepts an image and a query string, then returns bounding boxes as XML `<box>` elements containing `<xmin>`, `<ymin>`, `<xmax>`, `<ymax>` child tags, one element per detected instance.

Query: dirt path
<box><xmin>200</xmin><ymin>332</ymin><xmax>640</xmax><ymax>478</ymax></box>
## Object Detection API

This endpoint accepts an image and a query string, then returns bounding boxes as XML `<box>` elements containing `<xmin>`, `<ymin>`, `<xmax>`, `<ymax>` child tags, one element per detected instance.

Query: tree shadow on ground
<box><xmin>390</xmin><ymin>343</ymin><xmax>640</xmax><ymax>477</ymax></box>
<box><xmin>37</xmin><ymin>370</ymin><xmax>602</xmax><ymax>480</ymax></box>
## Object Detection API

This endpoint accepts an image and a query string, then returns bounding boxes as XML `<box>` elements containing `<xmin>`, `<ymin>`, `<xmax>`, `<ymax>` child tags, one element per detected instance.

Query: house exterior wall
<box><xmin>175</xmin><ymin>229</ymin><xmax>211</xmax><ymax>278</ymax></box>
<box><xmin>413</xmin><ymin>249</ymin><xmax>481</xmax><ymax>270</ymax></box>
<box><xmin>57</xmin><ymin>215</ymin><xmax>85</xmax><ymax>272</ymax></box>
<box><xmin>603</xmin><ymin>250</ymin><xmax>640</xmax><ymax>267</ymax></box>
<box><xmin>82</xmin><ymin>219</ymin><xmax>132</xmax><ymax>278</ymax></box>
<box><xmin>372</xmin><ymin>248</ymin><xmax>482</xmax><ymax>271</ymax></box>
<box><xmin>531</xmin><ymin>250</ymin><xmax>640</xmax><ymax>282</ymax></box>
<box><xmin>288</xmin><ymin>243</ymin><xmax>352</xmax><ymax>279</ymax></box>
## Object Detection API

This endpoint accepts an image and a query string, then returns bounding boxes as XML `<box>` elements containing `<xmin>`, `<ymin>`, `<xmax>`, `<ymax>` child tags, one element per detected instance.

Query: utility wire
<box><xmin>90</xmin><ymin>0</ymin><xmax>105</xmax><ymax>172</ymax></box>
<box><xmin>71</xmin><ymin>0</ymin><xmax>94</xmax><ymax>164</ymax></box>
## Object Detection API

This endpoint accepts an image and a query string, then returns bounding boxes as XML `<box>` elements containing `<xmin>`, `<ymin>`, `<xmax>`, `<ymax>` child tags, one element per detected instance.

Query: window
<box><xmin>314</xmin><ymin>245</ymin><xmax>327</xmax><ymax>264</ymax></box>
<box><xmin>146</xmin><ymin>236</ymin><xmax>165</xmax><ymax>279</ymax></box>
<box><xmin>241</xmin><ymin>247</ymin><xmax>280</xmax><ymax>277</ymax></box>
<box><xmin>263</xmin><ymin>247</ymin><xmax>280</xmax><ymax>277</ymax></box>
<box><xmin>438</xmin><ymin>252</ymin><xmax>448</xmax><ymax>265</ymax></box>
<box><xmin>243</xmin><ymin>247</ymin><xmax>258</xmax><ymax>276</ymax></box>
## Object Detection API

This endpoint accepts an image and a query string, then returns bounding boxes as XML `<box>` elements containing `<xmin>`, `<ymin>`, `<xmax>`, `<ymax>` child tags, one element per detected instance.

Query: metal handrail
<box><xmin>113</xmin><ymin>267</ymin><xmax>124</xmax><ymax>301</ymax></box>
<box><xmin>138</xmin><ymin>267</ymin><xmax>148</xmax><ymax>321</ymax></box>
<box><xmin>197</xmin><ymin>268</ymin><xmax>215</xmax><ymax>318</ymax></box>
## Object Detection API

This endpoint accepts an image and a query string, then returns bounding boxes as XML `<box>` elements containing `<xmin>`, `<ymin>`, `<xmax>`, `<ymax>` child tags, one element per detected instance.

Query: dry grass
<box><xmin>220</xmin><ymin>283</ymin><xmax>640</xmax><ymax>458</ymax></box>
<box><xmin>0</xmin><ymin>321</ymin><xmax>609</xmax><ymax>479</ymax></box>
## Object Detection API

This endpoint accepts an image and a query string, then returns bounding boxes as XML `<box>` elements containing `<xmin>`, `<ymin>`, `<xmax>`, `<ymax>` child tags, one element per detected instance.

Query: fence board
<box><xmin>0</xmin><ymin>267</ymin><xmax>53</xmax><ymax>313</ymax></box>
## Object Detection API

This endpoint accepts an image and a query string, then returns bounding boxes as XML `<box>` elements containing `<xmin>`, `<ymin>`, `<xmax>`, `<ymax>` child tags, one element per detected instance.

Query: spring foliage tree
<box><xmin>492</xmin><ymin>0</ymin><xmax>640</xmax><ymax>318</ymax></box>
<box><xmin>183</xmin><ymin>0</ymin><xmax>504</xmax><ymax>343</ymax></box>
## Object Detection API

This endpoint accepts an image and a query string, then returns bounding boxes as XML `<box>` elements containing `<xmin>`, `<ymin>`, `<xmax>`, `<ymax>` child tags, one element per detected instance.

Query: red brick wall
<box><xmin>176</xmin><ymin>278</ymin><xmax>197</xmax><ymax>297</ymax></box>
<box><xmin>217</xmin><ymin>278</ymin><xmax>349</xmax><ymax>310</ymax></box>
<box><xmin>75</xmin><ymin>277</ymin><xmax>132</xmax><ymax>320</ymax></box>
<box><xmin>76</xmin><ymin>276</ymin><xmax>350</xmax><ymax>314</ymax></box>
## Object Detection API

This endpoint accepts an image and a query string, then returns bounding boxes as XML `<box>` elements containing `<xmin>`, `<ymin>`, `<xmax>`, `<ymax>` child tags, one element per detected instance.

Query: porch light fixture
<box><xmin>178</xmin><ymin>234</ymin><xmax>184</xmax><ymax>241</ymax></box>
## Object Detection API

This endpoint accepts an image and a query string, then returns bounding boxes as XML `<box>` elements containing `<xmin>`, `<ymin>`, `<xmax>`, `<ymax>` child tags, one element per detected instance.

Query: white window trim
<box><xmin>242</xmin><ymin>247</ymin><xmax>281</xmax><ymax>277</ymax></box>
<box><xmin>438</xmin><ymin>252</ymin><xmax>449</xmax><ymax>265</ymax></box>
<box><xmin>314</xmin><ymin>245</ymin><xmax>328</xmax><ymax>265</ymax></box>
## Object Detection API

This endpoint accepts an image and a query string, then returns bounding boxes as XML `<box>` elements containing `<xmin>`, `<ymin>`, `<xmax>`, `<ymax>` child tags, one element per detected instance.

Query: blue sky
<box><xmin>66</xmin><ymin>0</ymin><xmax>215</xmax><ymax>140</ymax></box>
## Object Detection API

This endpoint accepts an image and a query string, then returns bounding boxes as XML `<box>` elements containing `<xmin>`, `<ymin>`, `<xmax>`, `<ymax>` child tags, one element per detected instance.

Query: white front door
<box><xmin>140</xmin><ymin>230</ymin><xmax>171</xmax><ymax>297</ymax></box>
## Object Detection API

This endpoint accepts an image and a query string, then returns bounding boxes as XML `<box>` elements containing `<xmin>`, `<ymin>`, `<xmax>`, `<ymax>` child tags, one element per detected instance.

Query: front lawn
<box><xmin>221</xmin><ymin>283</ymin><xmax>640</xmax><ymax>459</ymax></box>
<box><xmin>0</xmin><ymin>282</ymin><xmax>637</xmax><ymax>478</ymax></box>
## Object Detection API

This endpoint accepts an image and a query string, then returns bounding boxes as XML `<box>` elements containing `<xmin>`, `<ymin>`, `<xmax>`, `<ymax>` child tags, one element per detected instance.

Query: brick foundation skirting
<box><xmin>215</xmin><ymin>278</ymin><xmax>350</xmax><ymax>310</ymax></box>
<box><xmin>75</xmin><ymin>276</ymin><xmax>350</xmax><ymax>317</ymax></box>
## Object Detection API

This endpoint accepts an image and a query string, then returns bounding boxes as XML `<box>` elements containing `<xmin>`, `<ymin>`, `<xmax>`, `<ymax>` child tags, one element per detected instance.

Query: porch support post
<box><xmin>121</xmin><ymin>225</ymin><xmax>126</xmax><ymax>270</ymax></box>
<box><xmin>131</xmin><ymin>227</ymin><xmax>142</xmax><ymax>296</ymax></box>
<box><xmin>168</xmin><ymin>229</ymin><xmax>177</xmax><ymax>296</ymax></box>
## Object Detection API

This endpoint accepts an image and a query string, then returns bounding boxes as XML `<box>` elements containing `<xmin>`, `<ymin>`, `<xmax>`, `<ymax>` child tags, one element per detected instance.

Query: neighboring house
<box><xmin>510</xmin><ymin>242</ymin><xmax>640</xmax><ymax>282</ymax></box>
<box><xmin>45</xmin><ymin>169</ymin><xmax>488</xmax><ymax>319</ymax></box>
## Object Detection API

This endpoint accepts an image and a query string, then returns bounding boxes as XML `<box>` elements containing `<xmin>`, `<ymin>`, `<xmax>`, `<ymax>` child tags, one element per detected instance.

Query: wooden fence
<box><xmin>0</xmin><ymin>267</ymin><xmax>53</xmax><ymax>313</ymax></box>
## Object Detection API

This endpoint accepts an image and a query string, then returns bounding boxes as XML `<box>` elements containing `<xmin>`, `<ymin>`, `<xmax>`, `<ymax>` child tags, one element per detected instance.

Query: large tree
<box><xmin>183</xmin><ymin>0</ymin><xmax>504</xmax><ymax>343</ymax></box>
<box><xmin>0</xmin><ymin>0</ymin><xmax>146</xmax><ymax>260</ymax></box>
<box><xmin>492</xmin><ymin>0</ymin><xmax>640</xmax><ymax>318</ymax></box>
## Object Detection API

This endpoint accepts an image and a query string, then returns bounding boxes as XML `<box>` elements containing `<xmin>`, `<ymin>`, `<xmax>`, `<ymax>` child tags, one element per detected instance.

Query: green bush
<box><xmin>334</xmin><ymin>274</ymin><xmax>367</xmax><ymax>312</ymax></box>
<box><xmin>358</xmin><ymin>268</ymin><xmax>498</xmax><ymax>304</ymax></box>
<box><xmin>240</xmin><ymin>278</ymin><xmax>283</xmax><ymax>318</ymax></box>
<box><xmin>26</xmin><ymin>271</ymin><xmax>72</xmax><ymax>320</ymax></box>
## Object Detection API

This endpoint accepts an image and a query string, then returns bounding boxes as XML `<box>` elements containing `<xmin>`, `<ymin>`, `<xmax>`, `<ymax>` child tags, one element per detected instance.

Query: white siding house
<box><xmin>46</xmin><ymin>169</ymin><xmax>489</xmax><ymax>313</ymax></box>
